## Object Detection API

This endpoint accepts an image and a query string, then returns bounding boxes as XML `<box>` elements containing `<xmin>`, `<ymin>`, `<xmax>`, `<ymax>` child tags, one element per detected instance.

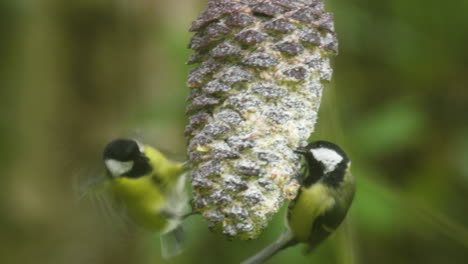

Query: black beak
<box><xmin>294</xmin><ymin>147</ymin><xmax>308</xmax><ymax>155</ymax></box>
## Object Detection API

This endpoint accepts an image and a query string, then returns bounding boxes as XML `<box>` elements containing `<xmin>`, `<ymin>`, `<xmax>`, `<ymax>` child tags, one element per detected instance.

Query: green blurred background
<box><xmin>1</xmin><ymin>0</ymin><xmax>467</xmax><ymax>263</ymax></box>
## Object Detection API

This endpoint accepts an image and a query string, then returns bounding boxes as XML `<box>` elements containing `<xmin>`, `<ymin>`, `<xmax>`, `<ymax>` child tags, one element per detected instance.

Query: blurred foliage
<box><xmin>1</xmin><ymin>0</ymin><xmax>467</xmax><ymax>263</ymax></box>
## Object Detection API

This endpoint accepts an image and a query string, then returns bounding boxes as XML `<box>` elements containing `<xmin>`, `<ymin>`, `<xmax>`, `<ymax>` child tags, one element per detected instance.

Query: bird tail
<box><xmin>241</xmin><ymin>230</ymin><xmax>297</xmax><ymax>264</ymax></box>
<box><xmin>160</xmin><ymin>225</ymin><xmax>185</xmax><ymax>259</ymax></box>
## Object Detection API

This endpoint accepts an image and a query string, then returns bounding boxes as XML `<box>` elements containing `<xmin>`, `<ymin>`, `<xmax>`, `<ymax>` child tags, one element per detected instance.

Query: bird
<box><xmin>101</xmin><ymin>138</ymin><xmax>189</xmax><ymax>257</ymax></box>
<box><xmin>241</xmin><ymin>140</ymin><xmax>355</xmax><ymax>264</ymax></box>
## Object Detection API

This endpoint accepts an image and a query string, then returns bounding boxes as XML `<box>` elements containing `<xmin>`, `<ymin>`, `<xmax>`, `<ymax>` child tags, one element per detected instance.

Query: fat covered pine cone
<box><xmin>185</xmin><ymin>0</ymin><xmax>338</xmax><ymax>239</ymax></box>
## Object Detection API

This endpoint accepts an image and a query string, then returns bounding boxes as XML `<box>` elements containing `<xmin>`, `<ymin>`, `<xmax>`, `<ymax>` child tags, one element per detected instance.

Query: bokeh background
<box><xmin>1</xmin><ymin>0</ymin><xmax>467</xmax><ymax>263</ymax></box>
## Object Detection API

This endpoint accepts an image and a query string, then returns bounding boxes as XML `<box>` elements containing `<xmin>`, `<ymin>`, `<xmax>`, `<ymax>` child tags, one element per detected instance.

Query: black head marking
<box><xmin>103</xmin><ymin>138</ymin><xmax>152</xmax><ymax>178</ymax></box>
<box><xmin>103</xmin><ymin>138</ymin><xmax>141</xmax><ymax>162</ymax></box>
<box><xmin>296</xmin><ymin>140</ymin><xmax>350</xmax><ymax>188</ymax></box>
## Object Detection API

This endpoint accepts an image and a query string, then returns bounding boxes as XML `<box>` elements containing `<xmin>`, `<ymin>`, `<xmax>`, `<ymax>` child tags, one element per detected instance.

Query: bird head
<box><xmin>295</xmin><ymin>141</ymin><xmax>350</xmax><ymax>187</ymax></box>
<box><xmin>103</xmin><ymin>138</ymin><xmax>151</xmax><ymax>178</ymax></box>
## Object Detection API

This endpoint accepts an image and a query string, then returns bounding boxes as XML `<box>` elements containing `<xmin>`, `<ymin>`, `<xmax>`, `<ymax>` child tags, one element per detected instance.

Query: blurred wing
<box><xmin>73</xmin><ymin>166</ymin><xmax>135</xmax><ymax>233</ymax></box>
<box><xmin>165</xmin><ymin>171</ymin><xmax>190</xmax><ymax>216</ymax></box>
<box><xmin>160</xmin><ymin>225</ymin><xmax>186</xmax><ymax>259</ymax></box>
<box><xmin>159</xmin><ymin>172</ymin><xmax>190</xmax><ymax>258</ymax></box>
<box><xmin>72</xmin><ymin>164</ymin><xmax>107</xmax><ymax>201</ymax></box>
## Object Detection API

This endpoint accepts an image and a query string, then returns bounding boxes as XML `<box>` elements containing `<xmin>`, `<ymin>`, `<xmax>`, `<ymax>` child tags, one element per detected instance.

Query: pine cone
<box><xmin>185</xmin><ymin>0</ymin><xmax>338</xmax><ymax>240</ymax></box>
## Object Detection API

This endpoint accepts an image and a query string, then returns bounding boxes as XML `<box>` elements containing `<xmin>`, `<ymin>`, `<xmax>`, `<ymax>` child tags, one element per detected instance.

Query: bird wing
<box><xmin>156</xmin><ymin>171</ymin><xmax>189</xmax><ymax>219</ymax></box>
<box><xmin>302</xmin><ymin>201</ymin><xmax>346</xmax><ymax>253</ymax></box>
<box><xmin>305</xmin><ymin>176</ymin><xmax>355</xmax><ymax>252</ymax></box>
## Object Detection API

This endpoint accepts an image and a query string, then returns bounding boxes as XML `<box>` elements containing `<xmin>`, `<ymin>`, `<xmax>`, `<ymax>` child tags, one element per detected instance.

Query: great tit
<box><xmin>102</xmin><ymin>138</ymin><xmax>189</xmax><ymax>257</ymax></box>
<box><xmin>241</xmin><ymin>140</ymin><xmax>355</xmax><ymax>264</ymax></box>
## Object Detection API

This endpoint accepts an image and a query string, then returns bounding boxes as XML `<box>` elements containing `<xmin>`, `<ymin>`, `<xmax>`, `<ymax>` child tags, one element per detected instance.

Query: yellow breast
<box><xmin>110</xmin><ymin>177</ymin><xmax>169</xmax><ymax>231</ymax></box>
<box><xmin>288</xmin><ymin>183</ymin><xmax>335</xmax><ymax>242</ymax></box>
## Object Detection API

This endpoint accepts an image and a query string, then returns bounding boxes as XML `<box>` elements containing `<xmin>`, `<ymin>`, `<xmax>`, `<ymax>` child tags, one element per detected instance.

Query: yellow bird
<box><xmin>242</xmin><ymin>140</ymin><xmax>356</xmax><ymax>264</ymax></box>
<box><xmin>101</xmin><ymin>138</ymin><xmax>188</xmax><ymax>257</ymax></box>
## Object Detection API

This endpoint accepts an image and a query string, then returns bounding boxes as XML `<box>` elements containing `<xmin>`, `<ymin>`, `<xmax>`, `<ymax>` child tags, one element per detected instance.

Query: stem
<box><xmin>241</xmin><ymin>230</ymin><xmax>297</xmax><ymax>264</ymax></box>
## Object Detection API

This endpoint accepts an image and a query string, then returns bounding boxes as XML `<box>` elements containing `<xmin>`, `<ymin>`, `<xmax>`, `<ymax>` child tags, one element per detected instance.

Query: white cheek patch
<box><xmin>105</xmin><ymin>159</ymin><xmax>134</xmax><ymax>177</ymax></box>
<box><xmin>310</xmin><ymin>148</ymin><xmax>343</xmax><ymax>174</ymax></box>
